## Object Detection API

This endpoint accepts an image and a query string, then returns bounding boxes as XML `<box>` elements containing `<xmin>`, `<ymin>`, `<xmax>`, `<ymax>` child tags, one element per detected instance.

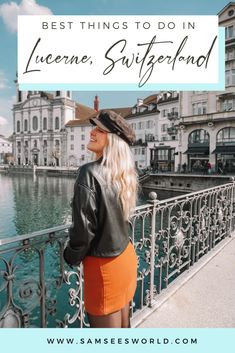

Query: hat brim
<box><xmin>89</xmin><ymin>117</ymin><xmax>111</xmax><ymax>132</ymax></box>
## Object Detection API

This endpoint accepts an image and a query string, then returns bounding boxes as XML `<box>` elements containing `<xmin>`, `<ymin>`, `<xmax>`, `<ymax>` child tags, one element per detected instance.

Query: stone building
<box><xmin>0</xmin><ymin>135</ymin><xmax>12</xmax><ymax>164</ymax></box>
<box><xmin>148</xmin><ymin>91</ymin><xmax>179</xmax><ymax>172</ymax></box>
<box><xmin>178</xmin><ymin>2</ymin><xmax>235</xmax><ymax>173</ymax></box>
<box><xmin>12</xmin><ymin>85</ymin><xmax>95</xmax><ymax>166</ymax></box>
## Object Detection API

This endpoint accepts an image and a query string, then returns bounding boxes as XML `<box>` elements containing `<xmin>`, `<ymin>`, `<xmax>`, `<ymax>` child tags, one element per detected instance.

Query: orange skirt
<box><xmin>82</xmin><ymin>242</ymin><xmax>137</xmax><ymax>316</ymax></box>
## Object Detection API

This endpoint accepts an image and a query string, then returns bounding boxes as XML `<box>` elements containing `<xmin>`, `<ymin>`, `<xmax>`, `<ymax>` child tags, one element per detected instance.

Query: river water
<box><xmin>0</xmin><ymin>173</ymin><xmax>184</xmax><ymax>239</ymax></box>
<box><xmin>0</xmin><ymin>172</ymin><xmax>187</xmax><ymax>327</ymax></box>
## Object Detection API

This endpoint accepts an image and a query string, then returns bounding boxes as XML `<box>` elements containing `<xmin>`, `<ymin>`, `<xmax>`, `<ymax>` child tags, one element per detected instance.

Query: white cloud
<box><xmin>0</xmin><ymin>95</ymin><xmax>15</xmax><ymax>137</ymax></box>
<box><xmin>0</xmin><ymin>0</ymin><xmax>53</xmax><ymax>32</ymax></box>
<box><xmin>0</xmin><ymin>70</ymin><xmax>9</xmax><ymax>90</ymax></box>
<box><xmin>0</xmin><ymin>116</ymin><xmax>8</xmax><ymax>126</ymax></box>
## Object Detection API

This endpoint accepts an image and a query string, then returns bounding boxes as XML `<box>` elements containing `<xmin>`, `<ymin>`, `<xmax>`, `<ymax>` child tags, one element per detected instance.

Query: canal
<box><xmin>0</xmin><ymin>173</ymin><xmax>185</xmax><ymax>239</ymax></box>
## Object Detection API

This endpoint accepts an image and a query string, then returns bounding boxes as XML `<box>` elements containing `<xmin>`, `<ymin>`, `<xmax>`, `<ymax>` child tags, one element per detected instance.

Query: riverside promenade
<box><xmin>135</xmin><ymin>235</ymin><xmax>235</xmax><ymax>328</ymax></box>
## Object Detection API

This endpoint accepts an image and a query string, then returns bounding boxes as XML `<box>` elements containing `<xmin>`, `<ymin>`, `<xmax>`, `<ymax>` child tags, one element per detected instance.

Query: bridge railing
<box><xmin>0</xmin><ymin>180</ymin><xmax>234</xmax><ymax>328</ymax></box>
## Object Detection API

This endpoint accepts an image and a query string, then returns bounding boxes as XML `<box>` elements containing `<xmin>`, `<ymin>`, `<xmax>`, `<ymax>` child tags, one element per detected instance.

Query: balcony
<box><xmin>167</xmin><ymin>112</ymin><xmax>178</xmax><ymax>121</ymax></box>
<box><xmin>132</xmin><ymin>139</ymin><xmax>147</xmax><ymax>146</ymax></box>
<box><xmin>167</xmin><ymin>126</ymin><xmax>177</xmax><ymax>135</ymax></box>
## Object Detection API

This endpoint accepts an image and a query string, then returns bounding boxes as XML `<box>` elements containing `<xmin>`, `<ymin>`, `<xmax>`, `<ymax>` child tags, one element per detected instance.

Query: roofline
<box><xmin>217</xmin><ymin>2</ymin><xmax>235</xmax><ymax>16</ymax></box>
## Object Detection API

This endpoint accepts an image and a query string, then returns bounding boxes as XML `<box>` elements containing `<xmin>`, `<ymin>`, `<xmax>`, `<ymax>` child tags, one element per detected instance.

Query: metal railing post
<box><xmin>230</xmin><ymin>177</ymin><xmax>235</xmax><ymax>237</ymax></box>
<box><xmin>149</xmin><ymin>192</ymin><xmax>158</xmax><ymax>307</ymax></box>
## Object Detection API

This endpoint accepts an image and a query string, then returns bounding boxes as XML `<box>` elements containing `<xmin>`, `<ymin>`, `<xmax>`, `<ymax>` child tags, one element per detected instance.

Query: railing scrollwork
<box><xmin>1</xmin><ymin>181</ymin><xmax>235</xmax><ymax>327</ymax></box>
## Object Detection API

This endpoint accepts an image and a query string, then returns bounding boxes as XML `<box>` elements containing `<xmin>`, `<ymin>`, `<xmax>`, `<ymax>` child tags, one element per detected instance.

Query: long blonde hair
<box><xmin>100</xmin><ymin>133</ymin><xmax>138</xmax><ymax>220</ymax></box>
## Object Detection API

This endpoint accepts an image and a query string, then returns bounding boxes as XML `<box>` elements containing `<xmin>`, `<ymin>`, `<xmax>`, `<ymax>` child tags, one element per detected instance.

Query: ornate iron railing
<box><xmin>1</xmin><ymin>181</ymin><xmax>235</xmax><ymax>328</ymax></box>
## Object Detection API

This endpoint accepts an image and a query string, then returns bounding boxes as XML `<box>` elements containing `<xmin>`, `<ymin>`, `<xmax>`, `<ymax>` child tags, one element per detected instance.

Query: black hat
<box><xmin>89</xmin><ymin>110</ymin><xmax>135</xmax><ymax>145</ymax></box>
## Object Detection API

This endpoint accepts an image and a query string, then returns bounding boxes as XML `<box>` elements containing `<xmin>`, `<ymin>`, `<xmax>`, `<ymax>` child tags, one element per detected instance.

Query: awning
<box><xmin>184</xmin><ymin>146</ymin><xmax>209</xmax><ymax>155</ymax></box>
<box><xmin>212</xmin><ymin>145</ymin><xmax>235</xmax><ymax>154</ymax></box>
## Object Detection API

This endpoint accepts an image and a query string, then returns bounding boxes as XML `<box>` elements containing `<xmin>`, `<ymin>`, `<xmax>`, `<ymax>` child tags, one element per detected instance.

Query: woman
<box><xmin>63</xmin><ymin>110</ymin><xmax>138</xmax><ymax>328</ymax></box>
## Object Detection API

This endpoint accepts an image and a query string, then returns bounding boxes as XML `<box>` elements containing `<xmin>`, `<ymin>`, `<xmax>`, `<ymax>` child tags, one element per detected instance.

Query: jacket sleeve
<box><xmin>63</xmin><ymin>183</ymin><xmax>98</xmax><ymax>267</ymax></box>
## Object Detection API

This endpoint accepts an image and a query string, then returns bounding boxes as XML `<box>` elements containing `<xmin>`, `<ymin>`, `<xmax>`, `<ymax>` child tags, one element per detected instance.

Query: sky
<box><xmin>0</xmin><ymin>0</ymin><xmax>230</xmax><ymax>137</ymax></box>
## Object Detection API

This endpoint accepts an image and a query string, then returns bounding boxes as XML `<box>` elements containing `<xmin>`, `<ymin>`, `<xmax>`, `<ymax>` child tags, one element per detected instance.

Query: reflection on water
<box><xmin>0</xmin><ymin>174</ymin><xmax>75</xmax><ymax>238</ymax></box>
<box><xmin>0</xmin><ymin>174</ymin><xmax>186</xmax><ymax>239</ymax></box>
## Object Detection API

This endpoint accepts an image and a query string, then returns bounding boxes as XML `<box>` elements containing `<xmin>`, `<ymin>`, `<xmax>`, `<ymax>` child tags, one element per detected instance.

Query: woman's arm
<box><xmin>63</xmin><ymin>183</ymin><xmax>98</xmax><ymax>266</ymax></box>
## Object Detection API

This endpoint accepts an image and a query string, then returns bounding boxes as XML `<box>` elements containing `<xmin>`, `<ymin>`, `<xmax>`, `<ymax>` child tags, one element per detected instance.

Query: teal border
<box><xmin>0</xmin><ymin>328</ymin><xmax>234</xmax><ymax>353</ymax></box>
<box><xmin>19</xmin><ymin>28</ymin><xmax>225</xmax><ymax>91</ymax></box>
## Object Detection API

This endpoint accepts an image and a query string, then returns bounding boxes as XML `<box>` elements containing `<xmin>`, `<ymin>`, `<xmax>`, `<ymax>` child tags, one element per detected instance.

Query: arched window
<box><xmin>24</xmin><ymin>119</ymin><xmax>28</xmax><ymax>132</ymax></box>
<box><xmin>32</xmin><ymin>116</ymin><xmax>38</xmax><ymax>131</ymax></box>
<box><xmin>18</xmin><ymin>91</ymin><xmax>22</xmax><ymax>102</ymax></box>
<box><xmin>188</xmin><ymin>129</ymin><xmax>209</xmax><ymax>144</ymax></box>
<box><xmin>217</xmin><ymin>127</ymin><xmax>235</xmax><ymax>143</ymax></box>
<box><xmin>43</xmin><ymin>117</ymin><xmax>47</xmax><ymax>130</ymax></box>
<box><xmin>16</xmin><ymin>121</ymin><xmax>20</xmax><ymax>133</ymax></box>
<box><xmin>55</xmin><ymin>117</ymin><xmax>59</xmax><ymax>130</ymax></box>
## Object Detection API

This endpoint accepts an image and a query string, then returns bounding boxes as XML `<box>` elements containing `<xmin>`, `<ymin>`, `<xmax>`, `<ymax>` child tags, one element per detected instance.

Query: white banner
<box><xmin>17</xmin><ymin>15</ymin><xmax>223</xmax><ymax>90</ymax></box>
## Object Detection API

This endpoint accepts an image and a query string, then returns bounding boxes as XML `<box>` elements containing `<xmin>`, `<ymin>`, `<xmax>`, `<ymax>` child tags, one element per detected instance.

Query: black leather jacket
<box><xmin>63</xmin><ymin>158</ymin><xmax>129</xmax><ymax>266</ymax></box>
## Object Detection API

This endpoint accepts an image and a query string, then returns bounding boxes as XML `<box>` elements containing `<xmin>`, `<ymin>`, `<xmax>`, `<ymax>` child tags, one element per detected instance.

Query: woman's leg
<box><xmin>87</xmin><ymin>310</ymin><xmax>122</xmax><ymax>328</ymax></box>
<box><xmin>121</xmin><ymin>303</ymin><xmax>131</xmax><ymax>328</ymax></box>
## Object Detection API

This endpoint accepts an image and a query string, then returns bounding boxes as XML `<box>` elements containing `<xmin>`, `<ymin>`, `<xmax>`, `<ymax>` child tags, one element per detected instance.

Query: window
<box><xmin>70</xmin><ymin>135</ymin><xmax>74</xmax><ymax>141</ymax></box>
<box><xmin>71</xmin><ymin>127</ymin><xmax>74</xmax><ymax>132</ymax></box>
<box><xmin>138</xmin><ymin>122</ymin><xmax>144</xmax><ymax>129</ymax></box>
<box><xmin>226</xmin><ymin>70</ymin><xmax>230</xmax><ymax>86</ymax></box>
<box><xmin>232</xmin><ymin>70</ymin><xmax>235</xmax><ymax>85</ymax></box>
<box><xmin>81</xmin><ymin>155</ymin><xmax>85</xmax><ymax>161</ymax></box>
<box><xmin>81</xmin><ymin>134</ymin><xmax>85</xmax><ymax>140</ymax></box>
<box><xmin>226</xmin><ymin>48</ymin><xmax>235</xmax><ymax>60</ymax></box>
<box><xmin>43</xmin><ymin>140</ymin><xmax>47</xmax><ymax>147</ymax></box>
<box><xmin>34</xmin><ymin>140</ymin><xmax>37</xmax><ymax>147</ymax></box>
<box><xmin>162</xmin><ymin>109</ymin><xmax>167</xmax><ymax>117</ymax></box>
<box><xmin>55</xmin><ymin>140</ymin><xmax>60</xmax><ymax>146</ymax></box>
<box><xmin>221</xmin><ymin>98</ymin><xmax>235</xmax><ymax>111</ymax></box>
<box><xmin>55</xmin><ymin>117</ymin><xmax>59</xmax><ymax>130</ymax></box>
<box><xmin>70</xmin><ymin>144</ymin><xmax>74</xmax><ymax>150</ymax></box>
<box><xmin>56</xmin><ymin>91</ymin><xmax>60</xmax><ymax>97</ymax></box>
<box><xmin>18</xmin><ymin>91</ymin><xmax>22</xmax><ymax>102</ymax></box>
<box><xmin>17</xmin><ymin>141</ymin><xmax>21</xmax><ymax>147</ymax></box>
<box><xmin>23</xmin><ymin>120</ymin><xmax>28</xmax><ymax>132</ymax></box>
<box><xmin>25</xmin><ymin>141</ymin><xmax>28</xmax><ymax>147</ymax></box>
<box><xmin>217</xmin><ymin>127</ymin><xmax>235</xmax><ymax>143</ymax></box>
<box><xmin>225</xmin><ymin>25</ymin><xmax>234</xmax><ymax>39</ymax></box>
<box><xmin>43</xmin><ymin>117</ymin><xmax>47</xmax><ymax>130</ymax></box>
<box><xmin>142</xmin><ymin>148</ymin><xmax>145</xmax><ymax>155</ymax></box>
<box><xmin>158</xmin><ymin>149</ymin><xmax>168</xmax><ymax>160</ymax></box>
<box><xmin>32</xmin><ymin>116</ymin><xmax>38</xmax><ymax>131</ymax></box>
<box><xmin>188</xmin><ymin>129</ymin><xmax>209</xmax><ymax>144</ymax></box>
<box><xmin>146</xmin><ymin>120</ymin><xmax>153</xmax><ymax>129</ymax></box>
<box><xmin>81</xmin><ymin>144</ymin><xmax>85</xmax><ymax>150</ymax></box>
<box><xmin>17</xmin><ymin>121</ymin><xmax>20</xmax><ymax>133</ymax></box>
<box><xmin>161</xmin><ymin>124</ymin><xmax>168</xmax><ymax>132</ymax></box>
<box><xmin>67</xmin><ymin>91</ymin><xmax>71</xmax><ymax>98</ymax></box>
<box><xmin>146</xmin><ymin>133</ymin><xmax>154</xmax><ymax>141</ymax></box>
<box><xmin>132</xmin><ymin>123</ymin><xmax>136</xmax><ymax>130</ymax></box>
<box><xmin>192</xmin><ymin>102</ymin><xmax>207</xmax><ymax>115</ymax></box>
<box><xmin>132</xmin><ymin>107</ymin><xmax>137</xmax><ymax>115</ymax></box>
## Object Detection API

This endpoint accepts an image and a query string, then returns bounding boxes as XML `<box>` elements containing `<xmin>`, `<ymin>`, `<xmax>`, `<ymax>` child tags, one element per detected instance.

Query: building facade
<box><xmin>177</xmin><ymin>2</ymin><xmax>235</xmax><ymax>173</ymax></box>
<box><xmin>0</xmin><ymin>135</ymin><xmax>12</xmax><ymax>164</ymax></box>
<box><xmin>12</xmin><ymin>86</ymin><xmax>95</xmax><ymax>167</ymax></box>
<box><xmin>148</xmin><ymin>91</ymin><xmax>179</xmax><ymax>172</ymax></box>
